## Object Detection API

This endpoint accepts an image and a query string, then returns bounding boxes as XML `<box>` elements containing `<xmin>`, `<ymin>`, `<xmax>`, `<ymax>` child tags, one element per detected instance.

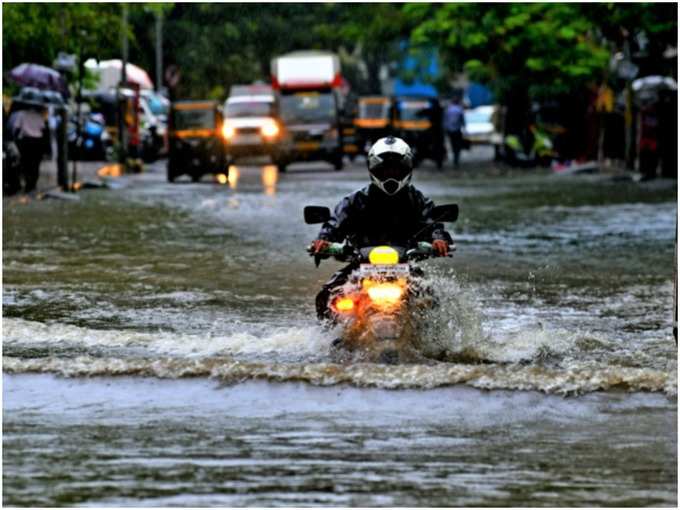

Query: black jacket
<box><xmin>318</xmin><ymin>184</ymin><xmax>453</xmax><ymax>248</ymax></box>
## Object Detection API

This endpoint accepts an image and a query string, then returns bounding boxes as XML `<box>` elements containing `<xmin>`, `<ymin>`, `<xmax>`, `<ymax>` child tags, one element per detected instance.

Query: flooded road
<box><xmin>3</xmin><ymin>154</ymin><xmax>677</xmax><ymax>506</ymax></box>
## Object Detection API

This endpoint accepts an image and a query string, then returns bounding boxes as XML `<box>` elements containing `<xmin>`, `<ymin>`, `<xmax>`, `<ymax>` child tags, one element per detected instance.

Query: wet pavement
<box><xmin>3</xmin><ymin>149</ymin><xmax>678</xmax><ymax>506</ymax></box>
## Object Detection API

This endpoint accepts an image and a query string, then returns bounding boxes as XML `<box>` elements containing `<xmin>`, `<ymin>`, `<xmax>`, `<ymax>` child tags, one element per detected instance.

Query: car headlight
<box><xmin>261</xmin><ymin>120</ymin><xmax>280</xmax><ymax>138</ymax></box>
<box><xmin>222</xmin><ymin>122</ymin><xmax>236</xmax><ymax>140</ymax></box>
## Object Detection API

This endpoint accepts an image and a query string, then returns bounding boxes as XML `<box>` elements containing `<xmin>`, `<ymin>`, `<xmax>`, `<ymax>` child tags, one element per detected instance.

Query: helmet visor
<box><xmin>370</xmin><ymin>154</ymin><xmax>411</xmax><ymax>182</ymax></box>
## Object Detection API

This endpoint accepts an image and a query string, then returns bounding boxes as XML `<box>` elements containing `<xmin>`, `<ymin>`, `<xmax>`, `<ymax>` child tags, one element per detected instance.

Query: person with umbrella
<box><xmin>8</xmin><ymin>87</ymin><xmax>49</xmax><ymax>193</ymax></box>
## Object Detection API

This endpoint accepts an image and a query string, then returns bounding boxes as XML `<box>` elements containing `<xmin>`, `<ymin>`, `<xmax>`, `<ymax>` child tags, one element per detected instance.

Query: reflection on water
<box><xmin>97</xmin><ymin>163</ymin><xmax>125</xmax><ymax>178</ymax></box>
<box><xmin>228</xmin><ymin>164</ymin><xmax>240</xmax><ymax>189</ymax></box>
<box><xmin>261</xmin><ymin>164</ymin><xmax>278</xmax><ymax>196</ymax></box>
<box><xmin>226</xmin><ymin>164</ymin><xmax>278</xmax><ymax>195</ymax></box>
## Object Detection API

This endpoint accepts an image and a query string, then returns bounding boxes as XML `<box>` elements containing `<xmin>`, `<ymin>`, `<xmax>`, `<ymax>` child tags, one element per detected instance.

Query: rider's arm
<box><xmin>418</xmin><ymin>192</ymin><xmax>453</xmax><ymax>244</ymax></box>
<box><xmin>317</xmin><ymin>194</ymin><xmax>354</xmax><ymax>243</ymax></box>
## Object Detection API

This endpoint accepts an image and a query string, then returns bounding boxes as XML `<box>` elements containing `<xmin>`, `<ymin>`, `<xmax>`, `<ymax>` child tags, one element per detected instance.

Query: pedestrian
<box><xmin>8</xmin><ymin>89</ymin><xmax>48</xmax><ymax>193</ymax></box>
<box><xmin>3</xmin><ymin>99</ymin><xmax>22</xmax><ymax>195</ymax></box>
<box><xmin>443</xmin><ymin>95</ymin><xmax>465</xmax><ymax>167</ymax></box>
<box><xmin>637</xmin><ymin>102</ymin><xmax>659</xmax><ymax>181</ymax></box>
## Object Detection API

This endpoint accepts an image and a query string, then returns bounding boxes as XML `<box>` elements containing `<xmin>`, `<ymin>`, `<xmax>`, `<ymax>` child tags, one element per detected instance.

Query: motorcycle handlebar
<box><xmin>307</xmin><ymin>242</ymin><xmax>455</xmax><ymax>263</ymax></box>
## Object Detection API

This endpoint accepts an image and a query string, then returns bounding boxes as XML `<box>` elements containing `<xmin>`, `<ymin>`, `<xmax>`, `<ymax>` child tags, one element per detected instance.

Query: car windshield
<box><xmin>465</xmin><ymin>110</ymin><xmax>492</xmax><ymax>124</ymax></box>
<box><xmin>359</xmin><ymin>100</ymin><xmax>389</xmax><ymax>119</ymax></box>
<box><xmin>397</xmin><ymin>101</ymin><xmax>430</xmax><ymax>121</ymax></box>
<box><xmin>280</xmin><ymin>92</ymin><xmax>335</xmax><ymax>123</ymax></box>
<box><xmin>225</xmin><ymin>101</ymin><xmax>274</xmax><ymax>118</ymax></box>
<box><xmin>173</xmin><ymin>108</ymin><xmax>215</xmax><ymax>130</ymax></box>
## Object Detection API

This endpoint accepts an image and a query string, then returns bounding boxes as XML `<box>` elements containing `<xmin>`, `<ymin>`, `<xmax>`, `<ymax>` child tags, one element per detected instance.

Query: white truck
<box><xmin>271</xmin><ymin>51</ymin><xmax>344</xmax><ymax>171</ymax></box>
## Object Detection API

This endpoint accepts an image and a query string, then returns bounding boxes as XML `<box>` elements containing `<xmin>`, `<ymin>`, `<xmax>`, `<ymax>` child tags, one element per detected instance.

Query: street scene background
<box><xmin>3</xmin><ymin>2</ymin><xmax>678</xmax><ymax>507</ymax></box>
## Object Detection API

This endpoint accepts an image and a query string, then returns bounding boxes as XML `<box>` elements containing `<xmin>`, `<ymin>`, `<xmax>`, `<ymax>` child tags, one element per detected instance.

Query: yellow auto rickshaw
<box><xmin>353</xmin><ymin>96</ymin><xmax>393</xmax><ymax>153</ymax></box>
<box><xmin>393</xmin><ymin>96</ymin><xmax>445</xmax><ymax>169</ymax></box>
<box><xmin>167</xmin><ymin>100</ymin><xmax>227</xmax><ymax>182</ymax></box>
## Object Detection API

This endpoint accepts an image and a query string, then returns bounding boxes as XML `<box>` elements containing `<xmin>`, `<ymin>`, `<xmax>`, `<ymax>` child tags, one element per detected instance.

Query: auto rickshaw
<box><xmin>393</xmin><ymin>96</ymin><xmax>445</xmax><ymax>169</ymax></box>
<box><xmin>353</xmin><ymin>96</ymin><xmax>393</xmax><ymax>153</ymax></box>
<box><xmin>167</xmin><ymin>100</ymin><xmax>227</xmax><ymax>182</ymax></box>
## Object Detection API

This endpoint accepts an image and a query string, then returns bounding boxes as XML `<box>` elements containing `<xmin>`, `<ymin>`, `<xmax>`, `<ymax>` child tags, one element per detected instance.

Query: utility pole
<box><xmin>623</xmin><ymin>38</ymin><xmax>636</xmax><ymax>170</ymax></box>
<box><xmin>118</xmin><ymin>4</ymin><xmax>129</xmax><ymax>171</ymax></box>
<box><xmin>71</xmin><ymin>31</ymin><xmax>86</xmax><ymax>191</ymax></box>
<box><xmin>155</xmin><ymin>11</ymin><xmax>163</xmax><ymax>92</ymax></box>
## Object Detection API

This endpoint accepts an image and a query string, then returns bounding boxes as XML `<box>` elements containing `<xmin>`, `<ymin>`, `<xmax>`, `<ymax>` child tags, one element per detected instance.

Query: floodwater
<box><xmin>3</xmin><ymin>153</ymin><xmax>678</xmax><ymax>506</ymax></box>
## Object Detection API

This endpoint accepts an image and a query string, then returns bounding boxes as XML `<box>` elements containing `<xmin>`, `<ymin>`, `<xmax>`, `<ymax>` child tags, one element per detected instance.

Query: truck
<box><xmin>271</xmin><ymin>51</ymin><xmax>344</xmax><ymax>171</ymax></box>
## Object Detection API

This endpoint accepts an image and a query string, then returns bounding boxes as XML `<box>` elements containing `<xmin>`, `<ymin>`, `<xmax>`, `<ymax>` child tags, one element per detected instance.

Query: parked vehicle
<box><xmin>500</xmin><ymin>125</ymin><xmax>557</xmax><ymax>167</ymax></box>
<box><xmin>393</xmin><ymin>96</ymin><xmax>444</xmax><ymax>169</ymax></box>
<box><xmin>167</xmin><ymin>100</ymin><xmax>227</xmax><ymax>182</ymax></box>
<box><xmin>81</xmin><ymin>89</ymin><xmax>138</xmax><ymax>154</ymax></box>
<box><xmin>463</xmin><ymin>105</ymin><xmax>502</xmax><ymax>146</ymax></box>
<box><xmin>271</xmin><ymin>51</ymin><xmax>344</xmax><ymax>171</ymax></box>
<box><xmin>222</xmin><ymin>84</ymin><xmax>283</xmax><ymax>163</ymax></box>
<box><xmin>140</xmin><ymin>90</ymin><xmax>170</xmax><ymax>159</ymax></box>
<box><xmin>68</xmin><ymin>112</ymin><xmax>114</xmax><ymax>161</ymax></box>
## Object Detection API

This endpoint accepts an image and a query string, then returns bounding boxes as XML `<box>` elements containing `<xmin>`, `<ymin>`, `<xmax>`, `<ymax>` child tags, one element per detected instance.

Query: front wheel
<box><xmin>274</xmin><ymin>159</ymin><xmax>287</xmax><ymax>173</ymax></box>
<box><xmin>191</xmin><ymin>173</ymin><xmax>202</xmax><ymax>183</ymax></box>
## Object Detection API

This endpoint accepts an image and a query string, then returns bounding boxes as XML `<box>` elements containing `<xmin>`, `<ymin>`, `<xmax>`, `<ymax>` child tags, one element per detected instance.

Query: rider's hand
<box><xmin>310</xmin><ymin>239</ymin><xmax>330</xmax><ymax>254</ymax></box>
<box><xmin>432</xmin><ymin>239</ymin><xmax>449</xmax><ymax>257</ymax></box>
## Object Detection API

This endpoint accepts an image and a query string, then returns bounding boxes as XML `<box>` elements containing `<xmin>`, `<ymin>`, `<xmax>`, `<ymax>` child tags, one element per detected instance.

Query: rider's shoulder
<box><xmin>344</xmin><ymin>185</ymin><xmax>371</xmax><ymax>205</ymax></box>
<box><xmin>407</xmin><ymin>184</ymin><xmax>427</xmax><ymax>199</ymax></box>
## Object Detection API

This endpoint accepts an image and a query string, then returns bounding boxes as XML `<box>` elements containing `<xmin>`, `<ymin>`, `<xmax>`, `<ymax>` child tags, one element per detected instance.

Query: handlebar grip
<box><xmin>307</xmin><ymin>242</ymin><xmax>346</xmax><ymax>256</ymax></box>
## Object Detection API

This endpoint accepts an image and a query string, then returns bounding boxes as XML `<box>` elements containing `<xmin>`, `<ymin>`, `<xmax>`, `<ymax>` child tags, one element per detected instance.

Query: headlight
<box><xmin>222</xmin><ymin>122</ymin><xmax>235</xmax><ymax>140</ymax></box>
<box><xmin>332</xmin><ymin>296</ymin><xmax>355</xmax><ymax>313</ymax></box>
<box><xmin>366</xmin><ymin>283</ymin><xmax>404</xmax><ymax>305</ymax></box>
<box><xmin>261</xmin><ymin>120</ymin><xmax>280</xmax><ymax>138</ymax></box>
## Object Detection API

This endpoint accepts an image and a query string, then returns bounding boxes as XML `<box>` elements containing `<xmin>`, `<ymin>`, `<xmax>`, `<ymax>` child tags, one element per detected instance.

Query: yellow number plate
<box><xmin>296</xmin><ymin>141</ymin><xmax>320</xmax><ymax>151</ymax></box>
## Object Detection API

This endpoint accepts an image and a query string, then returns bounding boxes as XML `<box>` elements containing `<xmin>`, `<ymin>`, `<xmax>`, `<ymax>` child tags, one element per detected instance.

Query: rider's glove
<box><xmin>310</xmin><ymin>239</ymin><xmax>330</xmax><ymax>254</ymax></box>
<box><xmin>432</xmin><ymin>239</ymin><xmax>449</xmax><ymax>257</ymax></box>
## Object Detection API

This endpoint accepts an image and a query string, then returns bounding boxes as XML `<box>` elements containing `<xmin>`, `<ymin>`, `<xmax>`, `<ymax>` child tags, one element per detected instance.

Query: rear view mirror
<box><xmin>304</xmin><ymin>206</ymin><xmax>331</xmax><ymax>224</ymax></box>
<box><xmin>431</xmin><ymin>204</ymin><xmax>458</xmax><ymax>223</ymax></box>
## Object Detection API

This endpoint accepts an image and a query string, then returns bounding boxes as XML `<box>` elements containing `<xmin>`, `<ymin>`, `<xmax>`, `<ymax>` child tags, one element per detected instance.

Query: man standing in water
<box><xmin>444</xmin><ymin>95</ymin><xmax>466</xmax><ymax>168</ymax></box>
<box><xmin>309</xmin><ymin>136</ymin><xmax>453</xmax><ymax>319</ymax></box>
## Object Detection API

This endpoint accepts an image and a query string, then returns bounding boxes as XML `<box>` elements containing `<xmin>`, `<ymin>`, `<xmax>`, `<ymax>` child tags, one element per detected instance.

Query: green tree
<box><xmin>405</xmin><ymin>3</ymin><xmax>611</xmax><ymax>132</ymax></box>
<box><xmin>404</xmin><ymin>2</ymin><xmax>676</xmax><ymax>136</ymax></box>
<box><xmin>3</xmin><ymin>3</ymin><xmax>123</xmax><ymax>71</ymax></box>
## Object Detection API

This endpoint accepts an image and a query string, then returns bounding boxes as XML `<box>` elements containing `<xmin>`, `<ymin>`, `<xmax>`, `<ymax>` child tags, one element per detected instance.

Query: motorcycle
<box><xmin>304</xmin><ymin>203</ymin><xmax>458</xmax><ymax>363</ymax></box>
<box><xmin>68</xmin><ymin>113</ymin><xmax>114</xmax><ymax>161</ymax></box>
<box><xmin>500</xmin><ymin>125</ymin><xmax>557</xmax><ymax>168</ymax></box>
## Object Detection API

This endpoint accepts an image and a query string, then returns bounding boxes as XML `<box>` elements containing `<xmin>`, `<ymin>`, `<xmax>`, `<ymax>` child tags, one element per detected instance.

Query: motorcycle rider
<box><xmin>310</xmin><ymin>136</ymin><xmax>453</xmax><ymax>319</ymax></box>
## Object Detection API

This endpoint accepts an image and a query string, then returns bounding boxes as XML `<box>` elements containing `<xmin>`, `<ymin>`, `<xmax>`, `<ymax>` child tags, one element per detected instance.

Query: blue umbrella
<box><xmin>9</xmin><ymin>63</ymin><xmax>69</xmax><ymax>97</ymax></box>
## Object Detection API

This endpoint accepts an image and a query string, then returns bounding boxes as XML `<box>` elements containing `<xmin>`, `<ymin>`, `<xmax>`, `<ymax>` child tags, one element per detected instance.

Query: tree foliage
<box><xmin>404</xmin><ymin>2</ymin><xmax>676</xmax><ymax>101</ymax></box>
<box><xmin>3</xmin><ymin>3</ymin><xmax>124</xmax><ymax>70</ymax></box>
<box><xmin>405</xmin><ymin>3</ymin><xmax>612</xmax><ymax>101</ymax></box>
<box><xmin>3</xmin><ymin>2</ymin><xmax>676</xmax><ymax>104</ymax></box>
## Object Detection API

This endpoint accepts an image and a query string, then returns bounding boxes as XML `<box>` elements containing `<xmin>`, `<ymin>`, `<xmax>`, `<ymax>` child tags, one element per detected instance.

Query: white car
<box><xmin>463</xmin><ymin>105</ymin><xmax>502</xmax><ymax>146</ymax></box>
